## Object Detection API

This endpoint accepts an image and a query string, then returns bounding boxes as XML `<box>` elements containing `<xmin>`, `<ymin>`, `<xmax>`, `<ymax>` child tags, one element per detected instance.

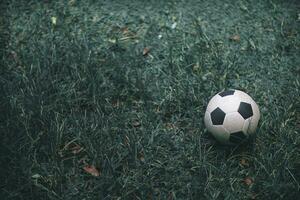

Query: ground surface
<box><xmin>1</xmin><ymin>0</ymin><xmax>300</xmax><ymax>199</ymax></box>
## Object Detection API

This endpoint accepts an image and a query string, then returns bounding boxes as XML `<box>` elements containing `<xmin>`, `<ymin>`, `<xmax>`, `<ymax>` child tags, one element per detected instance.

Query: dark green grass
<box><xmin>1</xmin><ymin>0</ymin><xmax>300</xmax><ymax>199</ymax></box>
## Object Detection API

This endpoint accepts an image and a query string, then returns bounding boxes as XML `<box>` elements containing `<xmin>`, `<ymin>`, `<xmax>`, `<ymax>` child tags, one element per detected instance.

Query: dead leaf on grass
<box><xmin>244</xmin><ymin>176</ymin><xmax>253</xmax><ymax>186</ymax></box>
<box><xmin>83</xmin><ymin>165</ymin><xmax>100</xmax><ymax>177</ymax></box>
<box><xmin>143</xmin><ymin>47</ymin><xmax>150</xmax><ymax>56</ymax></box>
<box><xmin>138</xmin><ymin>151</ymin><xmax>145</xmax><ymax>162</ymax></box>
<box><xmin>240</xmin><ymin>158</ymin><xmax>249</xmax><ymax>167</ymax></box>
<box><xmin>124</xmin><ymin>135</ymin><xmax>130</xmax><ymax>146</ymax></box>
<box><xmin>230</xmin><ymin>35</ymin><xmax>240</xmax><ymax>42</ymax></box>
<box><xmin>111</xmin><ymin>99</ymin><xmax>120</xmax><ymax>108</ymax></box>
<box><xmin>165</xmin><ymin>123</ymin><xmax>177</xmax><ymax>130</ymax></box>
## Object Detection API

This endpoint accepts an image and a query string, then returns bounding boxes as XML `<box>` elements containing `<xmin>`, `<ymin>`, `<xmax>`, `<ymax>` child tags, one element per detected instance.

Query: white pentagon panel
<box><xmin>251</xmin><ymin>99</ymin><xmax>260</xmax><ymax>120</ymax></box>
<box><xmin>223</xmin><ymin>112</ymin><xmax>245</xmax><ymax>133</ymax></box>
<box><xmin>242</xmin><ymin>118</ymin><xmax>251</xmax><ymax>135</ymax></box>
<box><xmin>248</xmin><ymin>99</ymin><xmax>260</xmax><ymax>134</ymax></box>
<box><xmin>204</xmin><ymin>111</ymin><xmax>212</xmax><ymax>130</ymax></box>
<box><xmin>217</xmin><ymin>95</ymin><xmax>241</xmax><ymax>113</ymax></box>
<box><xmin>206</xmin><ymin>94</ymin><xmax>222</xmax><ymax>113</ymax></box>
<box><xmin>234</xmin><ymin>90</ymin><xmax>252</xmax><ymax>104</ymax></box>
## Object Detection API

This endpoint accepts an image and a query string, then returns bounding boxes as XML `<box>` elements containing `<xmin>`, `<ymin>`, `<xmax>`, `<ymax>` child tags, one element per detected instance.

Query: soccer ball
<box><xmin>204</xmin><ymin>89</ymin><xmax>260</xmax><ymax>145</ymax></box>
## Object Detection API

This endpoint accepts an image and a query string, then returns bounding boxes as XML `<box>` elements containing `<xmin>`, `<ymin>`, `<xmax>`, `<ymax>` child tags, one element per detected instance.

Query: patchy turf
<box><xmin>1</xmin><ymin>0</ymin><xmax>300</xmax><ymax>199</ymax></box>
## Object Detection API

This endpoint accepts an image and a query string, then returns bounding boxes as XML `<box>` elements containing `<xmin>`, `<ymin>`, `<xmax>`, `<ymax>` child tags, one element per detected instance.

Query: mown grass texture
<box><xmin>1</xmin><ymin>0</ymin><xmax>300</xmax><ymax>199</ymax></box>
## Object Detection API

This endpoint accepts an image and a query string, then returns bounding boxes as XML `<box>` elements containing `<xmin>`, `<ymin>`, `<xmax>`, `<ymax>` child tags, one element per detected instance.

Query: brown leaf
<box><xmin>165</xmin><ymin>123</ymin><xmax>177</xmax><ymax>130</ymax></box>
<box><xmin>240</xmin><ymin>158</ymin><xmax>249</xmax><ymax>167</ymax></box>
<box><xmin>244</xmin><ymin>177</ymin><xmax>253</xmax><ymax>186</ymax></box>
<box><xmin>230</xmin><ymin>35</ymin><xmax>240</xmax><ymax>42</ymax></box>
<box><xmin>83</xmin><ymin>165</ymin><xmax>100</xmax><ymax>177</ymax></box>
<box><xmin>124</xmin><ymin>135</ymin><xmax>130</xmax><ymax>146</ymax></box>
<box><xmin>143</xmin><ymin>47</ymin><xmax>150</xmax><ymax>56</ymax></box>
<box><xmin>138</xmin><ymin>151</ymin><xmax>145</xmax><ymax>162</ymax></box>
<box><xmin>111</xmin><ymin>99</ymin><xmax>120</xmax><ymax>108</ymax></box>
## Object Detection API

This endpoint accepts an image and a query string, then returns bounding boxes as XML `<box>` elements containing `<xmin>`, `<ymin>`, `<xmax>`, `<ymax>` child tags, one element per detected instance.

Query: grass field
<box><xmin>1</xmin><ymin>0</ymin><xmax>300</xmax><ymax>199</ymax></box>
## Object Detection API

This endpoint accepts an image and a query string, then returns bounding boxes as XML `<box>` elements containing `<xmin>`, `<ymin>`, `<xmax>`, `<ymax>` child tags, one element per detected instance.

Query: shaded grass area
<box><xmin>1</xmin><ymin>0</ymin><xmax>300</xmax><ymax>199</ymax></box>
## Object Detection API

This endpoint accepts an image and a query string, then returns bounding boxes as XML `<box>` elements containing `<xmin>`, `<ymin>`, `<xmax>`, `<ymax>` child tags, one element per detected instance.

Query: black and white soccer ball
<box><xmin>204</xmin><ymin>89</ymin><xmax>260</xmax><ymax>145</ymax></box>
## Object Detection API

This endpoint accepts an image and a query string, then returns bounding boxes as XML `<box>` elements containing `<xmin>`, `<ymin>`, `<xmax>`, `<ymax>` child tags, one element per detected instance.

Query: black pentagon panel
<box><xmin>238</xmin><ymin>102</ymin><xmax>253</xmax><ymax>119</ymax></box>
<box><xmin>211</xmin><ymin>107</ymin><xmax>226</xmax><ymax>125</ymax></box>
<box><xmin>219</xmin><ymin>90</ymin><xmax>235</xmax><ymax>97</ymax></box>
<box><xmin>229</xmin><ymin>131</ymin><xmax>247</xmax><ymax>143</ymax></box>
